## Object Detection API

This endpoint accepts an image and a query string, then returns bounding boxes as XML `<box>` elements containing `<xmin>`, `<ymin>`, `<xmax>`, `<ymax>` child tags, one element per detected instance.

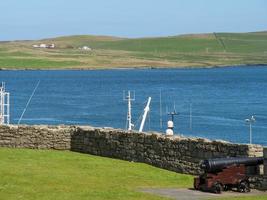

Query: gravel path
<box><xmin>140</xmin><ymin>188</ymin><xmax>267</xmax><ymax>200</ymax></box>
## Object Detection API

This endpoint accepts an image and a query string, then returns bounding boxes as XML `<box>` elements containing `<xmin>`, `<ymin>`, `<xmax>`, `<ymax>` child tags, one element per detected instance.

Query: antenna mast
<box><xmin>167</xmin><ymin>106</ymin><xmax>179</xmax><ymax>122</ymax></box>
<box><xmin>124</xmin><ymin>91</ymin><xmax>135</xmax><ymax>131</ymax></box>
<box><xmin>0</xmin><ymin>82</ymin><xmax>10</xmax><ymax>125</ymax></box>
<box><xmin>166</xmin><ymin>105</ymin><xmax>179</xmax><ymax>136</ymax></box>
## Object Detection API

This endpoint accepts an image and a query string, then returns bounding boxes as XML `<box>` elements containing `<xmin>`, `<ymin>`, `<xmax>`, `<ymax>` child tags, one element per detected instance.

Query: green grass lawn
<box><xmin>0</xmin><ymin>148</ymin><xmax>192</xmax><ymax>200</ymax></box>
<box><xmin>0</xmin><ymin>32</ymin><xmax>266</xmax><ymax>69</ymax></box>
<box><xmin>0</xmin><ymin>148</ymin><xmax>266</xmax><ymax>200</ymax></box>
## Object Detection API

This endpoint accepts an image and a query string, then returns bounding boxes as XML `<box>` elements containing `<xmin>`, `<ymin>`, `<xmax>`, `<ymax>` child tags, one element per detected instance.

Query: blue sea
<box><xmin>1</xmin><ymin>66</ymin><xmax>267</xmax><ymax>146</ymax></box>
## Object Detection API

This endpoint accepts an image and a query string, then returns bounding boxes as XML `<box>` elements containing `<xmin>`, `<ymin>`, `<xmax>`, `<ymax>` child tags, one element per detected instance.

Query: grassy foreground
<box><xmin>0</xmin><ymin>148</ymin><xmax>192</xmax><ymax>200</ymax></box>
<box><xmin>0</xmin><ymin>31</ymin><xmax>266</xmax><ymax>69</ymax></box>
<box><xmin>0</xmin><ymin>148</ymin><xmax>266</xmax><ymax>200</ymax></box>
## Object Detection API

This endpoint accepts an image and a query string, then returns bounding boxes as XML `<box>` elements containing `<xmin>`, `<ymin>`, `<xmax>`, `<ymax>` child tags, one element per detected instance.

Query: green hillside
<box><xmin>0</xmin><ymin>32</ymin><xmax>266</xmax><ymax>69</ymax></box>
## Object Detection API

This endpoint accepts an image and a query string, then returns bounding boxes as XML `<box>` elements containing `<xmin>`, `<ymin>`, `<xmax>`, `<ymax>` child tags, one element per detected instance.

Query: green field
<box><xmin>0</xmin><ymin>148</ymin><xmax>266</xmax><ymax>200</ymax></box>
<box><xmin>0</xmin><ymin>32</ymin><xmax>266</xmax><ymax>69</ymax></box>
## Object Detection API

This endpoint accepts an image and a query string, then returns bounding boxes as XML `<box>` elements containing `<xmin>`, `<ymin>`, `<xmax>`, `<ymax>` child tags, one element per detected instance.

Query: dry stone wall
<box><xmin>0</xmin><ymin>125</ymin><xmax>73</xmax><ymax>150</ymax></box>
<box><xmin>0</xmin><ymin>125</ymin><xmax>263</xmax><ymax>175</ymax></box>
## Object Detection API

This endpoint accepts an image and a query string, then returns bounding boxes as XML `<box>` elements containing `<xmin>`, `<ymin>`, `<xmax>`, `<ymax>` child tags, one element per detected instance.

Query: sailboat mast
<box><xmin>139</xmin><ymin>97</ymin><xmax>152</xmax><ymax>132</ymax></box>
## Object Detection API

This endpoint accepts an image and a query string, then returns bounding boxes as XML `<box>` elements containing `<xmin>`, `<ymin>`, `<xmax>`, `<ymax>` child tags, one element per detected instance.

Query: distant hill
<box><xmin>0</xmin><ymin>32</ymin><xmax>266</xmax><ymax>69</ymax></box>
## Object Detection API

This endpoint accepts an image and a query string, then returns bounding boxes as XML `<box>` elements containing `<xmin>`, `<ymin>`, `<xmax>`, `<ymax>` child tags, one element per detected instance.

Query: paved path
<box><xmin>141</xmin><ymin>188</ymin><xmax>267</xmax><ymax>200</ymax></box>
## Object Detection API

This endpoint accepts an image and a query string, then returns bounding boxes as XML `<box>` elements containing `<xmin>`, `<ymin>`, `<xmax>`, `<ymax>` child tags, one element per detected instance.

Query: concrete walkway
<box><xmin>140</xmin><ymin>188</ymin><xmax>267</xmax><ymax>200</ymax></box>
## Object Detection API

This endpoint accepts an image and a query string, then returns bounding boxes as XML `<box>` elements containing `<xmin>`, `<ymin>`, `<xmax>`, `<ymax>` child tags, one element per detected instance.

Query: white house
<box><xmin>39</xmin><ymin>44</ymin><xmax>47</xmax><ymax>48</ymax></box>
<box><xmin>32</xmin><ymin>43</ymin><xmax>55</xmax><ymax>49</ymax></box>
<box><xmin>81</xmin><ymin>46</ymin><xmax>92</xmax><ymax>51</ymax></box>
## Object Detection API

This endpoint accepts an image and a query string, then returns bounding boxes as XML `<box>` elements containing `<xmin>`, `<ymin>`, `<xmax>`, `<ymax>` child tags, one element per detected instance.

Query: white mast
<box><xmin>124</xmin><ymin>91</ymin><xmax>135</xmax><ymax>131</ymax></box>
<box><xmin>127</xmin><ymin>91</ymin><xmax>133</xmax><ymax>131</ymax></box>
<box><xmin>0</xmin><ymin>82</ymin><xmax>10</xmax><ymax>125</ymax></box>
<box><xmin>139</xmin><ymin>97</ymin><xmax>152</xmax><ymax>132</ymax></box>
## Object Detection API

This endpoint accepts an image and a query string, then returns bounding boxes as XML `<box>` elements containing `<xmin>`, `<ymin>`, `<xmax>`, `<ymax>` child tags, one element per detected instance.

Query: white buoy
<box><xmin>166</xmin><ymin>128</ymin><xmax>174</xmax><ymax>136</ymax></box>
<box><xmin>167</xmin><ymin>120</ymin><xmax>174</xmax><ymax>128</ymax></box>
<box><xmin>166</xmin><ymin>120</ymin><xmax>174</xmax><ymax>136</ymax></box>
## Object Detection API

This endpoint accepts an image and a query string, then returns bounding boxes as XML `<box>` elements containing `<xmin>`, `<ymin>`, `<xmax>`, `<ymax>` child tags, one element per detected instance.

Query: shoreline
<box><xmin>0</xmin><ymin>63</ymin><xmax>266</xmax><ymax>71</ymax></box>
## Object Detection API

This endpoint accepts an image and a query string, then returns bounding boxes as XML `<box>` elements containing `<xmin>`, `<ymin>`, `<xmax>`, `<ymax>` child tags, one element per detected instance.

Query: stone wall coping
<box><xmin>1</xmin><ymin>124</ymin><xmax>263</xmax><ymax>148</ymax></box>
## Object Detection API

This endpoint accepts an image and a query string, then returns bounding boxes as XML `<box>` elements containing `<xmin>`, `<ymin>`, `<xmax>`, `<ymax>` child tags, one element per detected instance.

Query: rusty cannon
<box><xmin>194</xmin><ymin>157</ymin><xmax>264</xmax><ymax>193</ymax></box>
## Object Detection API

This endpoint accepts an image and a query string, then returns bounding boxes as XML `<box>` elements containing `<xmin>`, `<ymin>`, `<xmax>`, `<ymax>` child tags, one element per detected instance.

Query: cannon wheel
<box><xmin>237</xmin><ymin>181</ymin><xmax>251</xmax><ymax>193</ymax></box>
<box><xmin>212</xmin><ymin>183</ymin><xmax>223</xmax><ymax>194</ymax></box>
<box><xmin>223</xmin><ymin>185</ymin><xmax>231</xmax><ymax>191</ymax></box>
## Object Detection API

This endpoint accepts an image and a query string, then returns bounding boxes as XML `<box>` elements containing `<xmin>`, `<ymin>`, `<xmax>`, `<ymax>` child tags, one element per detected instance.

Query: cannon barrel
<box><xmin>201</xmin><ymin>157</ymin><xmax>264</xmax><ymax>172</ymax></box>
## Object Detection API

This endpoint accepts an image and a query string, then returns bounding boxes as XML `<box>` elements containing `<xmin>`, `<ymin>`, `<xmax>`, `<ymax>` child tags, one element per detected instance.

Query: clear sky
<box><xmin>1</xmin><ymin>0</ymin><xmax>267</xmax><ymax>41</ymax></box>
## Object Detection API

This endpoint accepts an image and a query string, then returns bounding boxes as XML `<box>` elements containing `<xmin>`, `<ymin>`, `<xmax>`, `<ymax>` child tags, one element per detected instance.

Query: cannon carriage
<box><xmin>194</xmin><ymin>157</ymin><xmax>264</xmax><ymax>193</ymax></box>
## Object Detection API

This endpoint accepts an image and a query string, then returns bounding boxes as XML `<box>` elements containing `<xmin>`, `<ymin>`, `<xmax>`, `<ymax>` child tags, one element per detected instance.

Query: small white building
<box><xmin>32</xmin><ymin>43</ymin><xmax>55</xmax><ymax>49</ymax></box>
<box><xmin>39</xmin><ymin>44</ymin><xmax>47</xmax><ymax>48</ymax></box>
<box><xmin>81</xmin><ymin>46</ymin><xmax>92</xmax><ymax>51</ymax></box>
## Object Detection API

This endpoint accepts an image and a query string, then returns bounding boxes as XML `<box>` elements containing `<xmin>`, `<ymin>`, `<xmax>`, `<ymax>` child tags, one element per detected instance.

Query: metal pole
<box><xmin>2</xmin><ymin>88</ymin><xmax>5</xmax><ymax>125</ymax></box>
<box><xmin>18</xmin><ymin>80</ymin><xmax>40</xmax><ymax>125</ymax></box>
<box><xmin>0</xmin><ymin>87</ymin><xmax>3</xmax><ymax>124</ymax></box>
<box><xmin>124</xmin><ymin>90</ymin><xmax>135</xmax><ymax>131</ymax></box>
<box><xmin>159</xmin><ymin>89</ymin><xmax>162</xmax><ymax>129</ymax></box>
<box><xmin>127</xmin><ymin>91</ymin><xmax>132</xmax><ymax>131</ymax></box>
<box><xmin>6</xmin><ymin>93</ymin><xmax>10</xmax><ymax>124</ymax></box>
<box><xmin>250</xmin><ymin>122</ymin><xmax>252</xmax><ymax>144</ymax></box>
<box><xmin>245</xmin><ymin>116</ymin><xmax>255</xmax><ymax>145</ymax></box>
<box><xmin>189</xmin><ymin>103</ymin><xmax>192</xmax><ymax>131</ymax></box>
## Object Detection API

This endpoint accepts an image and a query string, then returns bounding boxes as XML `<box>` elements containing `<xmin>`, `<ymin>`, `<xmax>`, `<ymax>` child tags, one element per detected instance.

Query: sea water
<box><xmin>0</xmin><ymin>66</ymin><xmax>266</xmax><ymax>145</ymax></box>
